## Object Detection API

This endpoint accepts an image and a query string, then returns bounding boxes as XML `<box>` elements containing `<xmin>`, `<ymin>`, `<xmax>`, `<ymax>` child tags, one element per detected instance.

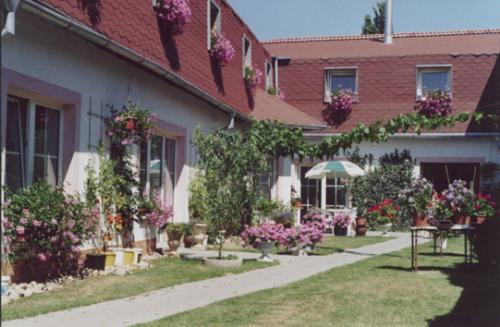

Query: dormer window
<box><xmin>265</xmin><ymin>60</ymin><xmax>274</xmax><ymax>91</ymax></box>
<box><xmin>324</xmin><ymin>68</ymin><xmax>357</xmax><ymax>102</ymax></box>
<box><xmin>242</xmin><ymin>35</ymin><xmax>252</xmax><ymax>74</ymax></box>
<box><xmin>207</xmin><ymin>0</ymin><xmax>221</xmax><ymax>49</ymax></box>
<box><xmin>417</xmin><ymin>65</ymin><xmax>452</xmax><ymax>98</ymax></box>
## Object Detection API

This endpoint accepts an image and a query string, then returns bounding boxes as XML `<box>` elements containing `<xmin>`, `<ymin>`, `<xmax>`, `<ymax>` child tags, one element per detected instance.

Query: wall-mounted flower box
<box><xmin>244</xmin><ymin>66</ymin><xmax>262</xmax><ymax>89</ymax></box>
<box><xmin>414</xmin><ymin>89</ymin><xmax>452</xmax><ymax>118</ymax></box>
<box><xmin>209</xmin><ymin>32</ymin><xmax>235</xmax><ymax>66</ymax></box>
<box><xmin>322</xmin><ymin>89</ymin><xmax>354</xmax><ymax>125</ymax></box>
<box><xmin>153</xmin><ymin>0</ymin><xmax>192</xmax><ymax>35</ymax></box>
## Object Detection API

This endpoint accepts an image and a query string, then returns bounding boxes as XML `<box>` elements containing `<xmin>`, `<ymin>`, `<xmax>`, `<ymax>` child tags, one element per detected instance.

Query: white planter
<box><xmin>204</xmin><ymin>257</ymin><xmax>243</xmax><ymax>268</ymax></box>
<box><xmin>257</xmin><ymin>241</ymin><xmax>275</xmax><ymax>262</ymax></box>
<box><xmin>1</xmin><ymin>276</ymin><xmax>11</xmax><ymax>296</ymax></box>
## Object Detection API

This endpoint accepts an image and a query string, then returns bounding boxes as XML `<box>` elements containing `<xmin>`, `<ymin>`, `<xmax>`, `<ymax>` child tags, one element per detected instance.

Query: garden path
<box><xmin>4</xmin><ymin>232</ymin><xmax>425</xmax><ymax>327</ymax></box>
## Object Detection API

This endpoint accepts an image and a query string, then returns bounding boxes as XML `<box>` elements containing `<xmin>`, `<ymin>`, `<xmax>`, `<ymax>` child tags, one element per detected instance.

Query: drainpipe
<box><xmin>2</xmin><ymin>0</ymin><xmax>22</xmax><ymax>37</ymax></box>
<box><xmin>384</xmin><ymin>0</ymin><xmax>393</xmax><ymax>44</ymax></box>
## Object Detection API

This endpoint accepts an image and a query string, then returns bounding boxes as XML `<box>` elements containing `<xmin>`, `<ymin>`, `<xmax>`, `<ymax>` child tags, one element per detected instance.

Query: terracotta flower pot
<box><xmin>474</xmin><ymin>215</ymin><xmax>487</xmax><ymax>225</ymax></box>
<box><xmin>412</xmin><ymin>214</ymin><xmax>428</xmax><ymax>227</ymax></box>
<box><xmin>453</xmin><ymin>215</ymin><xmax>470</xmax><ymax>225</ymax></box>
<box><xmin>355</xmin><ymin>217</ymin><xmax>367</xmax><ymax>236</ymax></box>
<box><xmin>355</xmin><ymin>217</ymin><xmax>366</xmax><ymax>226</ymax></box>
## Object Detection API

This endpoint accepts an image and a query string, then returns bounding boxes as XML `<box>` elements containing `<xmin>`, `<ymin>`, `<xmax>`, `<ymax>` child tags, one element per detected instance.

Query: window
<box><xmin>300</xmin><ymin>166</ymin><xmax>322</xmax><ymax>217</ymax></box>
<box><xmin>207</xmin><ymin>0</ymin><xmax>221</xmax><ymax>49</ymax></box>
<box><xmin>325</xmin><ymin>68</ymin><xmax>357</xmax><ymax>101</ymax></box>
<box><xmin>5</xmin><ymin>95</ymin><xmax>62</xmax><ymax>192</ymax></box>
<box><xmin>417</xmin><ymin>66</ymin><xmax>451</xmax><ymax>98</ymax></box>
<box><xmin>257</xmin><ymin>158</ymin><xmax>276</xmax><ymax>199</ymax></box>
<box><xmin>140</xmin><ymin>135</ymin><xmax>176</xmax><ymax>204</ymax></box>
<box><xmin>242</xmin><ymin>35</ymin><xmax>252</xmax><ymax>74</ymax></box>
<box><xmin>325</xmin><ymin>178</ymin><xmax>347</xmax><ymax>209</ymax></box>
<box><xmin>265</xmin><ymin>60</ymin><xmax>274</xmax><ymax>91</ymax></box>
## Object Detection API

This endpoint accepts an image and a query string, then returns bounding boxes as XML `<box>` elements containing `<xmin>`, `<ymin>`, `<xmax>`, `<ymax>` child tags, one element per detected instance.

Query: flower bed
<box><xmin>154</xmin><ymin>0</ymin><xmax>192</xmax><ymax>34</ymax></box>
<box><xmin>415</xmin><ymin>89</ymin><xmax>452</xmax><ymax>118</ymax></box>
<box><xmin>2</xmin><ymin>182</ymin><xmax>99</xmax><ymax>278</ymax></box>
<box><xmin>210</xmin><ymin>32</ymin><xmax>235</xmax><ymax>66</ymax></box>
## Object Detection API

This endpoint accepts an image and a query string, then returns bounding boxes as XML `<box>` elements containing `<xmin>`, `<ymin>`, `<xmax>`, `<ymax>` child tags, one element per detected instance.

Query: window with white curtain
<box><xmin>5</xmin><ymin>95</ymin><xmax>61</xmax><ymax>192</ymax></box>
<box><xmin>139</xmin><ymin>135</ymin><xmax>176</xmax><ymax>203</ymax></box>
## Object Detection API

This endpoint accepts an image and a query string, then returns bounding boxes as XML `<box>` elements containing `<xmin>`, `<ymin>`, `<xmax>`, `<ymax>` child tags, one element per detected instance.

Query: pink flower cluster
<box><xmin>145</xmin><ymin>202</ymin><xmax>174</xmax><ymax>230</ymax></box>
<box><xmin>241</xmin><ymin>223</ymin><xmax>283</xmax><ymax>248</ymax></box>
<box><xmin>210</xmin><ymin>32</ymin><xmax>235</xmax><ymax>66</ymax></box>
<box><xmin>244</xmin><ymin>66</ymin><xmax>263</xmax><ymax>89</ymax></box>
<box><xmin>154</xmin><ymin>0</ymin><xmax>192</xmax><ymax>34</ymax></box>
<box><xmin>415</xmin><ymin>90</ymin><xmax>452</xmax><ymax>118</ymax></box>
<box><xmin>332</xmin><ymin>213</ymin><xmax>351</xmax><ymax>229</ymax></box>
<box><xmin>323</xmin><ymin>89</ymin><xmax>354</xmax><ymax>125</ymax></box>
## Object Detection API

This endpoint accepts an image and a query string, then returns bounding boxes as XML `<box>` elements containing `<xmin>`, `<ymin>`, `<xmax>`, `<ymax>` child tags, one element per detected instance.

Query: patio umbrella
<box><xmin>305</xmin><ymin>160</ymin><xmax>366</xmax><ymax>180</ymax></box>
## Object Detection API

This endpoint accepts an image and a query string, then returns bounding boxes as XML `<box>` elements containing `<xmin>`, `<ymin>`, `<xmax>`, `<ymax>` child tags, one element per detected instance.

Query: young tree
<box><xmin>362</xmin><ymin>1</ymin><xmax>386</xmax><ymax>35</ymax></box>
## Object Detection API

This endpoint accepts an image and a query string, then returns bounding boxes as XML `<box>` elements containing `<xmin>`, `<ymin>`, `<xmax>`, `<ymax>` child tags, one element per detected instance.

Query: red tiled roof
<box><xmin>265</xmin><ymin>29</ymin><xmax>500</xmax><ymax>59</ymax></box>
<box><xmin>250</xmin><ymin>89</ymin><xmax>324</xmax><ymax>127</ymax></box>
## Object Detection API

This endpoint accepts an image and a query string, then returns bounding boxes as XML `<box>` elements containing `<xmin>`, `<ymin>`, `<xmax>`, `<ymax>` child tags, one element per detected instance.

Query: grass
<box><xmin>139</xmin><ymin>237</ymin><xmax>500</xmax><ymax>327</ymax></box>
<box><xmin>1</xmin><ymin>257</ymin><xmax>275</xmax><ymax>321</ymax></box>
<box><xmin>208</xmin><ymin>236</ymin><xmax>393</xmax><ymax>256</ymax></box>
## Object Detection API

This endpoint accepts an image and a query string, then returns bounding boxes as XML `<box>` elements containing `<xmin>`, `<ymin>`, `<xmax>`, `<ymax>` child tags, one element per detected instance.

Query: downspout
<box><xmin>384</xmin><ymin>0</ymin><xmax>393</xmax><ymax>44</ymax></box>
<box><xmin>2</xmin><ymin>0</ymin><xmax>22</xmax><ymax>37</ymax></box>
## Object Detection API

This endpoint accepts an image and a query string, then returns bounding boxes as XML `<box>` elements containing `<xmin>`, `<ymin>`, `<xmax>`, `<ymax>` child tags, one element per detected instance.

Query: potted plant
<box><xmin>209</xmin><ymin>31</ymin><xmax>235</xmax><ymax>66</ymax></box>
<box><xmin>290</xmin><ymin>186</ymin><xmax>301</xmax><ymax>209</ymax></box>
<box><xmin>471</xmin><ymin>193</ymin><xmax>496</xmax><ymax>224</ymax></box>
<box><xmin>322</xmin><ymin>89</ymin><xmax>354</xmax><ymax>125</ymax></box>
<box><xmin>332</xmin><ymin>213</ymin><xmax>350</xmax><ymax>236</ymax></box>
<box><xmin>355</xmin><ymin>216</ymin><xmax>368</xmax><ymax>236</ymax></box>
<box><xmin>241</xmin><ymin>224</ymin><xmax>282</xmax><ymax>262</ymax></box>
<box><xmin>367</xmin><ymin>199</ymin><xmax>399</xmax><ymax>231</ymax></box>
<box><xmin>440</xmin><ymin>180</ymin><xmax>475</xmax><ymax>225</ymax></box>
<box><xmin>414</xmin><ymin>89</ymin><xmax>452</xmax><ymax>118</ymax></box>
<box><xmin>276</xmin><ymin>226</ymin><xmax>302</xmax><ymax>255</ymax></box>
<box><xmin>243</xmin><ymin>66</ymin><xmax>263</xmax><ymax>90</ymax></box>
<box><xmin>153</xmin><ymin>0</ymin><xmax>192</xmax><ymax>35</ymax></box>
<box><xmin>182</xmin><ymin>223</ymin><xmax>196</xmax><ymax>248</ymax></box>
<box><xmin>166</xmin><ymin>223</ymin><xmax>184</xmax><ymax>256</ymax></box>
<box><xmin>400</xmin><ymin>177</ymin><xmax>433</xmax><ymax>227</ymax></box>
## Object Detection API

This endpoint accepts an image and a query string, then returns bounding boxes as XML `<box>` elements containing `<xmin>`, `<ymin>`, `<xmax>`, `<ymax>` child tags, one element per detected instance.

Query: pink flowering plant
<box><xmin>244</xmin><ymin>66</ymin><xmax>263</xmax><ymax>89</ymax></box>
<box><xmin>323</xmin><ymin>89</ymin><xmax>354</xmax><ymax>125</ymax></box>
<box><xmin>138</xmin><ymin>193</ymin><xmax>174</xmax><ymax>230</ymax></box>
<box><xmin>154</xmin><ymin>0</ymin><xmax>192</xmax><ymax>34</ymax></box>
<box><xmin>332</xmin><ymin>213</ymin><xmax>351</xmax><ymax>229</ymax></box>
<box><xmin>2</xmin><ymin>182</ymin><xmax>99</xmax><ymax>269</ymax></box>
<box><xmin>415</xmin><ymin>89</ymin><xmax>452</xmax><ymax>118</ymax></box>
<box><xmin>241</xmin><ymin>223</ymin><xmax>283</xmax><ymax>248</ymax></box>
<box><xmin>210</xmin><ymin>31</ymin><xmax>235</xmax><ymax>66</ymax></box>
<box><xmin>106</xmin><ymin>103</ymin><xmax>156</xmax><ymax>146</ymax></box>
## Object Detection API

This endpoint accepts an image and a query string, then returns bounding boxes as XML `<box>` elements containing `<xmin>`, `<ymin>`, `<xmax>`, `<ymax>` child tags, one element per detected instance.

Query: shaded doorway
<box><xmin>420</xmin><ymin>162</ymin><xmax>480</xmax><ymax>193</ymax></box>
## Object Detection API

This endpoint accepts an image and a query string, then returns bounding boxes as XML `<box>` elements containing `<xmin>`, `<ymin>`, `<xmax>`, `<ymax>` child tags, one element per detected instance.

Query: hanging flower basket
<box><xmin>106</xmin><ymin>105</ymin><xmax>156</xmax><ymax>146</ymax></box>
<box><xmin>415</xmin><ymin>89</ymin><xmax>452</xmax><ymax>118</ymax></box>
<box><xmin>153</xmin><ymin>0</ymin><xmax>192</xmax><ymax>34</ymax></box>
<box><xmin>209</xmin><ymin>32</ymin><xmax>235</xmax><ymax>66</ymax></box>
<box><xmin>322</xmin><ymin>89</ymin><xmax>354</xmax><ymax>125</ymax></box>
<box><xmin>244</xmin><ymin>66</ymin><xmax>263</xmax><ymax>89</ymax></box>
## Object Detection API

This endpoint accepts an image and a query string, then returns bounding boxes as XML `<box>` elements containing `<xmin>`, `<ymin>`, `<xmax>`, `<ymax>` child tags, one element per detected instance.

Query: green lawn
<box><xmin>140</xmin><ymin>237</ymin><xmax>500</xmax><ymax>327</ymax></box>
<box><xmin>2</xmin><ymin>257</ymin><xmax>274</xmax><ymax>321</ymax></box>
<box><xmin>209</xmin><ymin>236</ymin><xmax>393</xmax><ymax>255</ymax></box>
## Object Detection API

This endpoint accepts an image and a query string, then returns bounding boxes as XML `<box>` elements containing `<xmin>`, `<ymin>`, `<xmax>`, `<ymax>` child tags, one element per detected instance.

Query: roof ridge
<box><xmin>263</xmin><ymin>28</ymin><xmax>500</xmax><ymax>44</ymax></box>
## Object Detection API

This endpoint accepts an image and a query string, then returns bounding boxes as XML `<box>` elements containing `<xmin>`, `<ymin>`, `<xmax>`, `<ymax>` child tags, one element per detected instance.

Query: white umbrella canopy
<box><xmin>305</xmin><ymin>161</ymin><xmax>366</xmax><ymax>180</ymax></box>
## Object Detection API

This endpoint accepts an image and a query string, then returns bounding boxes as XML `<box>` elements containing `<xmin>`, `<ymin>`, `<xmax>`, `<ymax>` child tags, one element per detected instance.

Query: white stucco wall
<box><xmin>1</xmin><ymin>11</ymin><xmax>231</xmax><ymax>242</ymax></box>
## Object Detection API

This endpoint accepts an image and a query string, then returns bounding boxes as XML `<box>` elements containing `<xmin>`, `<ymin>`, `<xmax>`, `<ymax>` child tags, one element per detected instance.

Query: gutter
<box><xmin>304</xmin><ymin>132</ymin><xmax>500</xmax><ymax>138</ymax></box>
<box><xmin>20</xmin><ymin>0</ymin><xmax>250</xmax><ymax>123</ymax></box>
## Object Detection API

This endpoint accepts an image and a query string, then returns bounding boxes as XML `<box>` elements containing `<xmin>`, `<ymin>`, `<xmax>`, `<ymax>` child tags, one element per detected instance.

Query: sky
<box><xmin>227</xmin><ymin>0</ymin><xmax>500</xmax><ymax>41</ymax></box>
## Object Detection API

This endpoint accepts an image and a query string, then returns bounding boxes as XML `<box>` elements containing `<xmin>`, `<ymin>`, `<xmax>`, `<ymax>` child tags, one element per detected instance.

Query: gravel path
<box><xmin>4</xmin><ymin>233</ymin><xmax>421</xmax><ymax>327</ymax></box>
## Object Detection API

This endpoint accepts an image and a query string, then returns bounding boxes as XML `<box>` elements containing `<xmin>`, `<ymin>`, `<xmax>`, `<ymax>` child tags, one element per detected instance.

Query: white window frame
<box><xmin>207</xmin><ymin>0</ymin><xmax>221</xmax><ymax>50</ymax></box>
<box><xmin>140</xmin><ymin>135</ymin><xmax>176</xmax><ymax>204</ymax></box>
<box><xmin>324</xmin><ymin>67</ymin><xmax>358</xmax><ymax>102</ymax></box>
<box><xmin>416</xmin><ymin>64</ymin><xmax>452</xmax><ymax>100</ymax></box>
<box><xmin>265</xmin><ymin>60</ymin><xmax>274</xmax><ymax>91</ymax></box>
<box><xmin>242</xmin><ymin>34</ymin><xmax>252</xmax><ymax>76</ymax></box>
<box><xmin>3</xmin><ymin>95</ymin><xmax>64</xmax><ymax>189</ymax></box>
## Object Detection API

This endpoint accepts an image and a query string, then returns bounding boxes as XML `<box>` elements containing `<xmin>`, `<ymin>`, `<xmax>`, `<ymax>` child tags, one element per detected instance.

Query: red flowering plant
<box><xmin>367</xmin><ymin>199</ymin><xmax>400</xmax><ymax>228</ymax></box>
<box><xmin>471</xmin><ymin>193</ymin><xmax>496</xmax><ymax>218</ymax></box>
<box><xmin>244</xmin><ymin>66</ymin><xmax>263</xmax><ymax>89</ymax></box>
<box><xmin>323</xmin><ymin>89</ymin><xmax>354</xmax><ymax>125</ymax></box>
<box><xmin>210</xmin><ymin>31</ymin><xmax>235</xmax><ymax>66</ymax></box>
<box><xmin>2</xmin><ymin>182</ymin><xmax>99</xmax><ymax>271</ymax></box>
<box><xmin>415</xmin><ymin>89</ymin><xmax>452</xmax><ymax>118</ymax></box>
<box><xmin>106</xmin><ymin>104</ymin><xmax>156</xmax><ymax>146</ymax></box>
<box><xmin>153</xmin><ymin>0</ymin><xmax>192</xmax><ymax>35</ymax></box>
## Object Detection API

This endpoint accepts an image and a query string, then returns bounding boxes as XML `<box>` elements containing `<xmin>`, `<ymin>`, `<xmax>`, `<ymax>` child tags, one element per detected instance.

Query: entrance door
<box><xmin>300</xmin><ymin>167</ymin><xmax>321</xmax><ymax>218</ymax></box>
<box><xmin>420</xmin><ymin>162</ymin><xmax>480</xmax><ymax>193</ymax></box>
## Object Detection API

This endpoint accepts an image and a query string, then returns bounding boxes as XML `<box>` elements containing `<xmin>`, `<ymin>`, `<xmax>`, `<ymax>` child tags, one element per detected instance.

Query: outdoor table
<box><xmin>410</xmin><ymin>225</ymin><xmax>476</xmax><ymax>271</ymax></box>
